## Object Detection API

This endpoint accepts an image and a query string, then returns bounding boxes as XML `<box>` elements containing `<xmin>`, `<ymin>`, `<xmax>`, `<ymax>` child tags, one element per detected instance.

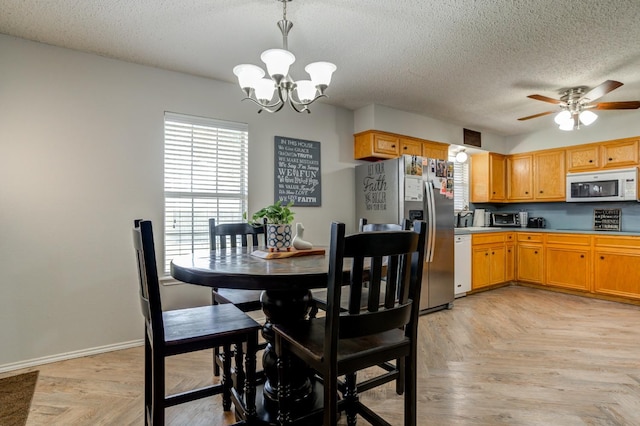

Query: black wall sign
<box><xmin>274</xmin><ymin>136</ymin><xmax>321</xmax><ymax>206</ymax></box>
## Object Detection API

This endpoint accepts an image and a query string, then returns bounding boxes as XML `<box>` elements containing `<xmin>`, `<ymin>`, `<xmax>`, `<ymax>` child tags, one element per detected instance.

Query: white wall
<box><xmin>0</xmin><ymin>34</ymin><xmax>356</xmax><ymax>368</ymax></box>
<box><xmin>505</xmin><ymin>112</ymin><xmax>640</xmax><ymax>153</ymax></box>
<box><xmin>354</xmin><ymin>104</ymin><xmax>507</xmax><ymax>153</ymax></box>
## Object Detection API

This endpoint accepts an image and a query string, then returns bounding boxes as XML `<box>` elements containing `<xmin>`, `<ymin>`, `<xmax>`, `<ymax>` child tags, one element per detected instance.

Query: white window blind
<box><xmin>449</xmin><ymin>156</ymin><xmax>470</xmax><ymax>212</ymax></box>
<box><xmin>164</xmin><ymin>112</ymin><xmax>249</xmax><ymax>273</ymax></box>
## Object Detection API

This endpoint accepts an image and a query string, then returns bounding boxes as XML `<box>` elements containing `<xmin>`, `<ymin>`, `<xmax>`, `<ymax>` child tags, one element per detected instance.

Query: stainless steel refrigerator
<box><xmin>355</xmin><ymin>155</ymin><xmax>454</xmax><ymax>313</ymax></box>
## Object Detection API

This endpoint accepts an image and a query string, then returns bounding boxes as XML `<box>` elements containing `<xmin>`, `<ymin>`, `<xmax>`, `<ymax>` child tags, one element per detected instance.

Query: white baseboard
<box><xmin>0</xmin><ymin>339</ymin><xmax>144</xmax><ymax>374</ymax></box>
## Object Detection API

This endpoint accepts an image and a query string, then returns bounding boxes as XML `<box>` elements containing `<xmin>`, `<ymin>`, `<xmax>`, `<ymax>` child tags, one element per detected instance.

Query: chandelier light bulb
<box><xmin>579</xmin><ymin>110</ymin><xmax>598</xmax><ymax>126</ymax></box>
<box><xmin>260</xmin><ymin>49</ymin><xmax>295</xmax><ymax>80</ymax></box>
<box><xmin>305</xmin><ymin>62</ymin><xmax>337</xmax><ymax>87</ymax></box>
<box><xmin>233</xmin><ymin>64</ymin><xmax>264</xmax><ymax>90</ymax></box>
<box><xmin>295</xmin><ymin>80</ymin><xmax>317</xmax><ymax>102</ymax></box>
<box><xmin>253</xmin><ymin>78</ymin><xmax>276</xmax><ymax>102</ymax></box>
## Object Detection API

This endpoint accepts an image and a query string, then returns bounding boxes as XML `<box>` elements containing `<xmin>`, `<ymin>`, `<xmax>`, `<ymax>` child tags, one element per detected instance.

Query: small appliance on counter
<box><xmin>473</xmin><ymin>208</ymin><xmax>485</xmax><ymax>227</ymax></box>
<box><xmin>527</xmin><ymin>217</ymin><xmax>546</xmax><ymax>228</ymax></box>
<box><xmin>492</xmin><ymin>212</ymin><xmax>520</xmax><ymax>227</ymax></box>
<box><xmin>518</xmin><ymin>211</ymin><xmax>528</xmax><ymax>228</ymax></box>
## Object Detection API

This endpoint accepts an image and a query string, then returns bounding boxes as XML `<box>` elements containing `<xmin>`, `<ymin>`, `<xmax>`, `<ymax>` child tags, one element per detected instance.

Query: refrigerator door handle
<box><xmin>424</xmin><ymin>181</ymin><xmax>436</xmax><ymax>262</ymax></box>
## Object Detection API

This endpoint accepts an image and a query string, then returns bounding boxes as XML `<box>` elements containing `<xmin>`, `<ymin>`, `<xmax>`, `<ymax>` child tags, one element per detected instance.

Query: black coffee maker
<box><xmin>527</xmin><ymin>217</ymin><xmax>546</xmax><ymax>228</ymax></box>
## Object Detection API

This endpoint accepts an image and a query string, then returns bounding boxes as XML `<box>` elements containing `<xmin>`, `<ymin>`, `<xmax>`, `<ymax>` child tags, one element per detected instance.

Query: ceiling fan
<box><xmin>518</xmin><ymin>80</ymin><xmax>640</xmax><ymax>130</ymax></box>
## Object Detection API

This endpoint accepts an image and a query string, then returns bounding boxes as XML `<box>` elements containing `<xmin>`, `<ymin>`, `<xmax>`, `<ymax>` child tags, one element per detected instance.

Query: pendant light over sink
<box><xmin>233</xmin><ymin>0</ymin><xmax>336</xmax><ymax>114</ymax></box>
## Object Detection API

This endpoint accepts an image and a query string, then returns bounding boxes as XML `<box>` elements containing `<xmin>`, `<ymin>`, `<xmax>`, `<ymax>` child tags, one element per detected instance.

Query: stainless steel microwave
<box><xmin>566</xmin><ymin>168</ymin><xmax>638</xmax><ymax>202</ymax></box>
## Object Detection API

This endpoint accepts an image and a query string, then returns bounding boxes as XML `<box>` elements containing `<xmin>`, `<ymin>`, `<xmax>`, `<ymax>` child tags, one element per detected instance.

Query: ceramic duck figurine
<box><xmin>292</xmin><ymin>222</ymin><xmax>313</xmax><ymax>250</ymax></box>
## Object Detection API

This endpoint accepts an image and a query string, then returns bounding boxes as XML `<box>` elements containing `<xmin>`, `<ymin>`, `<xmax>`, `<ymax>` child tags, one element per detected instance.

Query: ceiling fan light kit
<box><xmin>518</xmin><ymin>80</ymin><xmax>640</xmax><ymax>131</ymax></box>
<box><xmin>233</xmin><ymin>0</ymin><xmax>336</xmax><ymax>114</ymax></box>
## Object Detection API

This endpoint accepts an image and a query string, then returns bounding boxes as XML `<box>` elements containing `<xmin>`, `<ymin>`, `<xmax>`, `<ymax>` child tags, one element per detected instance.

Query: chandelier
<box><xmin>554</xmin><ymin>88</ymin><xmax>598</xmax><ymax>131</ymax></box>
<box><xmin>232</xmin><ymin>0</ymin><xmax>336</xmax><ymax>114</ymax></box>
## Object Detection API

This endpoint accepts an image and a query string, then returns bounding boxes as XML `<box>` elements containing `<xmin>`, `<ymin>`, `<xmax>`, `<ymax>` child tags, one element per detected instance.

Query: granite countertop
<box><xmin>454</xmin><ymin>227</ymin><xmax>640</xmax><ymax>236</ymax></box>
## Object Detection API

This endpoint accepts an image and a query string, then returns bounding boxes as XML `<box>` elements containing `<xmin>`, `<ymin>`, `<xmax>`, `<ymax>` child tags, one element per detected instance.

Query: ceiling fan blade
<box><xmin>517</xmin><ymin>111</ymin><xmax>554</xmax><ymax>121</ymax></box>
<box><xmin>594</xmin><ymin>101</ymin><xmax>640</xmax><ymax>110</ymax></box>
<box><xmin>581</xmin><ymin>80</ymin><xmax>623</xmax><ymax>102</ymax></box>
<box><xmin>527</xmin><ymin>94</ymin><xmax>561</xmax><ymax>104</ymax></box>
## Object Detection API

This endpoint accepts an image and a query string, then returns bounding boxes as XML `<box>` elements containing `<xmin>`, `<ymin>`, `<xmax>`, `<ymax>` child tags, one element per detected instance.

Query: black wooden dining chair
<box><xmin>274</xmin><ymin>221</ymin><xmax>427</xmax><ymax>425</ymax></box>
<box><xmin>311</xmin><ymin>217</ymin><xmax>411</xmax><ymax>313</ymax></box>
<box><xmin>133</xmin><ymin>219</ymin><xmax>260</xmax><ymax>425</ymax></box>
<box><xmin>209</xmin><ymin>218</ymin><xmax>267</xmax><ymax>377</ymax></box>
<box><xmin>210</xmin><ymin>218</ymin><xmax>267</xmax><ymax>312</ymax></box>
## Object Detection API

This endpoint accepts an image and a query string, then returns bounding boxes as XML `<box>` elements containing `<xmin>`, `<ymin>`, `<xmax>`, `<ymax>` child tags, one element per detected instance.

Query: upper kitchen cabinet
<box><xmin>600</xmin><ymin>137</ymin><xmax>639</xmax><ymax>169</ymax></box>
<box><xmin>471</xmin><ymin>152</ymin><xmax>506</xmax><ymax>203</ymax></box>
<box><xmin>354</xmin><ymin>130</ymin><xmax>448</xmax><ymax>161</ymax></box>
<box><xmin>507</xmin><ymin>153</ymin><xmax>533</xmax><ymax>201</ymax></box>
<box><xmin>507</xmin><ymin>149</ymin><xmax>565</xmax><ymax>202</ymax></box>
<box><xmin>566</xmin><ymin>144</ymin><xmax>600</xmax><ymax>172</ymax></box>
<box><xmin>533</xmin><ymin>149</ymin><xmax>566</xmax><ymax>201</ymax></box>
<box><xmin>420</xmin><ymin>139</ymin><xmax>449</xmax><ymax>160</ymax></box>
<box><xmin>566</xmin><ymin>136</ymin><xmax>640</xmax><ymax>172</ymax></box>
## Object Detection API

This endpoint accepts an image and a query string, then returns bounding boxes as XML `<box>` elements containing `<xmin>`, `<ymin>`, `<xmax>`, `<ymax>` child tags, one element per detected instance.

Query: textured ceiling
<box><xmin>2</xmin><ymin>0</ymin><xmax>640</xmax><ymax>136</ymax></box>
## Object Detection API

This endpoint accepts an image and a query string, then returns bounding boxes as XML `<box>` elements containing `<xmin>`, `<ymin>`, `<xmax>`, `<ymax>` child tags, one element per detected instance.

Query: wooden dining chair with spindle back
<box><xmin>274</xmin><ymin>221</ymin><xmax>427</xmax><ymax>425</ymax></box>
<box><xmin>209</xmin><ymin>218</ymin><xmax>268</xmax><ymax>378</ymax></box>
<box><xmin>133</xmin><ymin>219</ymin><xmax>260</xmax><ymax>425</ymax></box>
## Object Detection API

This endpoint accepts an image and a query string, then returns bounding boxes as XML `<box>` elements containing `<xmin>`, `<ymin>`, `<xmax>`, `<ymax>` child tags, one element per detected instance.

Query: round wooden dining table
<box><xmin>171</xmin><ymin>246</ymin><xmax>342</xmax><ymax>425</ymax></box>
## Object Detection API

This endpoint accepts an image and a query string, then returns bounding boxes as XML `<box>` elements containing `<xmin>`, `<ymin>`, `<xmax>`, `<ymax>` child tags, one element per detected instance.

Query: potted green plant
<box><xmin>251</xmin><ymin>200</ymin><xmax>295</xmax><ymax>251</ymax></box>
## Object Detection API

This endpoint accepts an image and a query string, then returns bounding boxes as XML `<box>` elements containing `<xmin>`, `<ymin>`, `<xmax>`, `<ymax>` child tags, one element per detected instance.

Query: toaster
<box><xmin>527</xmin><ymin>217</ymin><xmax>546</xmax><ymax>228</ymax></box>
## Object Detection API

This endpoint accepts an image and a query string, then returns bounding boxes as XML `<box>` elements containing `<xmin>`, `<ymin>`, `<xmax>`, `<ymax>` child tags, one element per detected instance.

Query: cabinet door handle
<box><xmin>485</xmin><ymin>253</ymin><xmax>489</xmax><ymax>256</ymax></box>
<box><xmin>403</xmin><ymin>146</ymin><xmax>408</xmax><ymax>150</ymax></box>
<box><xmin>525</xmin><ymin>191</ymin><xmax>528</xmax><ymax>194</ymax></box>
<box><xmin>527</xmin><ymin>236</ymin><xmax>531</xmax><ymax>239</ymax></box>
<box><xmin>600</xmin><ymin>256</ymin><xmax>605</xmax><ymax>260</ymax></box>
<box><xmin>491</xmin><ymin>251</ymin><xmax>495</xmax><ymax>255</ymax></box>
<box><xmin>391</xmin><ymin>144</ymin><xmax>396</xmax><ymax>148</ymax></box>
<box><xmin>534</xmin><ymin>251</ymin><xmax>538</xmax><ymax>254</ymax></box>
<box><xmin>580</xmin><ymin>254</ymin><xmax>584</xmax><ymax>258</ymax></box>
<box><xmin>539</xmin><ymin>190</ymin><xmax>544</xmax><ymax>193</ymax></box>
<box><xmin>589</xmin><ymin>159</ymin><xmax>593</xmax><ymax>163</ymax></box>
<box><xmin>608</xmin><ymin>157</ymin><xmax>613</xmax><ymax>161</ymax></box>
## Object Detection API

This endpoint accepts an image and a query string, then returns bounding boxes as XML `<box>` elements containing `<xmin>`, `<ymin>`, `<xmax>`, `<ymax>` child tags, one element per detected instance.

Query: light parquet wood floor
<box><xmin>5</xmin><ymin>286</ymin><xmax>640</xmax><ymax>425</ymax></box>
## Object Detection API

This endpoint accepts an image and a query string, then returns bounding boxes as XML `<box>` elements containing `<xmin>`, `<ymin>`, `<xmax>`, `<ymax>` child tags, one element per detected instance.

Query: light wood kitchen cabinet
<box><xmin>545</xmin><ymin>234</ymin><xmax>591</xmax><ymax>291</ymax></box>
<box><xmin>507</xmin><ymin>154</ymin><xmax>533</xmax><ymax>201</ymax></box>
<box><xmin>505</xmin><ymin>233</ymin><xmax>515</xmax><ymax>281</ymax></box>
<box><xmin>506</xmin><ymin>149</ymin><xmax>564</xmax><ymax>202</ymax></box>
<box><xmin>593</xmin><ymin>235</ymin><xmax>640</xmax><ymax>300</ymax></box>
<box><xmin>421</xmin><ymin>140</ymin><xmax>449</xmax><ymax>160</ymax></box>
<box><xmin>600</xmin><ymin>137</ymin><xmax>639</xmax><ymax>169</ymax></box>
<box><xmin>471</xmin><ymin>152</ymin><xmax>506</xmax><ymax>203</ymax></box>
<box><xmin>354</xmin><ymin>131</ymin><xmax>399</xmax><ymax>160</ymax></box>
<box><xmin>516</xmin><ymin>233</ymin><xmax>544</xmax><ymax>283</ymax></box>
<box><xmin>472</xmin><ymin>232</ymin><xmax>510</xmax><ymax>289</ymax></box>
<box><xmin>566</xmin><ymin>144</ymin><xmax>600</xmax><ymax>172</ymax></box>
<box><xmin>533</xmin><ymin>149</ymin><xmax>566</xmax><ymax>201</ymax></box>
<box><xmin>353</xmin><ymin>130</ymin><xmax>448</xmax><ymax>161</ymax></box>
<box><xmin>399</xmin><ymin>137</ymin><xmax>422</xmax><ymax>156</ymax></box>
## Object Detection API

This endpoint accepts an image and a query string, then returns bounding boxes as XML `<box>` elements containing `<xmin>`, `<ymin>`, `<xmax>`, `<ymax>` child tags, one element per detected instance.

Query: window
<box><xmin>164</xmin><ymin>112</ymin><xmax>249</xmax><ymax>273</ymax></box>
<box><xmin>449</xmin><ymin>155</ymin><xmax>470</xmax><ymax>212</ymax></box>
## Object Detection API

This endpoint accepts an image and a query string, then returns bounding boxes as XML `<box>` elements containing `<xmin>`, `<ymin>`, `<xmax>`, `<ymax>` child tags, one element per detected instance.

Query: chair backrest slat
<box><xmin>209</xmin><ymin>218</ymin><xmax>266</xmax><ymax>251</ymax></box>
<box><xmin>325</xmin><ymin>222</ymin><xmax>427</xmax><ymax>349</ymax></box>
<box><xmin>133</xmin><ymin>220</ymin><xmax>164</xmax><ymax>337</ymax></box>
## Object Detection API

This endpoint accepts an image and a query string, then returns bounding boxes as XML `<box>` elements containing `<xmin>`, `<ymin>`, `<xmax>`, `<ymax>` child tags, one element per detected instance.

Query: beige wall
<box><xmin>0</xmin><ymin>34</ymin><xmax>356</xmax><ymax>369</ymax></box>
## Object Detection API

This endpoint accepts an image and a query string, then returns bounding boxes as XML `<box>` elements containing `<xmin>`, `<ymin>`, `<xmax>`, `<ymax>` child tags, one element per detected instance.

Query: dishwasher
<box><xmin>454</xmin><ymin>234</ymin><xmax>471</xmax><ymax>297</ymax></box>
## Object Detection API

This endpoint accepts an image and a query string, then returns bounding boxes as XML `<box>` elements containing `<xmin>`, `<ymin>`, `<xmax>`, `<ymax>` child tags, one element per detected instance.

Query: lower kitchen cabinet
<box><xmin>545</xmin><ymin>234</ymin><xmax>591</xmax><ymax>291</ymax></box>
<box><xmin>593</xmin><ymin>236</ymin><xmax>640</xmax><ymax>300</ymax></box>
<box><xmin>516</xmin><ymin>233</ymin><xmax>544</xmax><ymax>283</ymax></box>
<box><xmin>505</xmin><ymin>242</ymin><xmax>515</xmax><ymax>281</ymax></box>
<box><xmin>472</xmin><ymin>232</ymin><xmax>509</xmax><ymax>289</ymax></box>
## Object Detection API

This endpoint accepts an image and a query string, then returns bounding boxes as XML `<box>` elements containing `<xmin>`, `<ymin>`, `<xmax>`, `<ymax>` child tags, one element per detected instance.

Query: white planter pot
<box><xmin>266</xmin><ymin>224</ymin><xmax>293</xmax><ymax>251</ymax></box>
